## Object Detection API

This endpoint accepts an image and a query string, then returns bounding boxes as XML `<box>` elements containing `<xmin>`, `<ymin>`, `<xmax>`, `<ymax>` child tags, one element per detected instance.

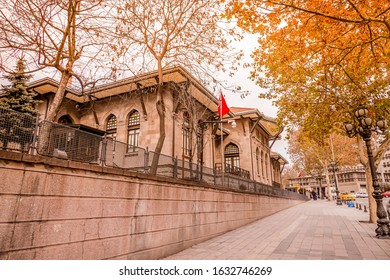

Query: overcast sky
<box><xmin>217</xmin><ymin>33</ymin><xmax>291</xmax><ymax>163</ymax></box>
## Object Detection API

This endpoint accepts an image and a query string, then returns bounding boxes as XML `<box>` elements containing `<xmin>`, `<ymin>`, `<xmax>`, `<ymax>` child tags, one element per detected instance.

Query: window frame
<box><xmin>224</xmin><ymin>143</ymin><xmax>240</xmax><ymax>169</ymax></box>
<box><xmin>127</xmin><ymin>110</ymin><xmax>140</xmax><ymax>153</ymax></box>
<box><xmin>106</xmin><ymin>114</ymin><xmax>117</xmax><ymax>141</ymax></box>
<box><xmin>182</xmin><ymin>112</ymin><xmax>192</xmax><ymax>158</ymax></box>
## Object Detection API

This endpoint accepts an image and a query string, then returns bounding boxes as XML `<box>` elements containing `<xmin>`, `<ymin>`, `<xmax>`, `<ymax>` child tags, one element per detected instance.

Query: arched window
<box><xmin>106</xmin><ymin>114</ymin><xmax>117</xmax><ymax>140</ymax></box>
<box><xmin>127</xmin><ymin>110</ymin><xmax>140</xmax><ymax>152</ymax></box>
<box><xmin>256</xmin><ymin>148</ymin><xmax>260</xmax><ymax>175</ymax></box>
<box><xmin>261</xmin><ymin>151</ymin><xmax>265</xmax><ymax>177</ymax></box>
<box><xmin>224</xmin><ymin>143</ymin><xmax>240</xmax><ymax>169</ymax></box>
<box><xmin>58</xmin><ymin>115</ymin><xmax>73</xmax><ymax>124</ymax></box>
<box><xmin>265</xmin><ymin>154</ymin><xmax>269</xmax><ymax>179</ymax></box>
<box><xmin>182</xmin><ymin>112</ymin><xmax>191</xmax><ymax>157</ymax></box>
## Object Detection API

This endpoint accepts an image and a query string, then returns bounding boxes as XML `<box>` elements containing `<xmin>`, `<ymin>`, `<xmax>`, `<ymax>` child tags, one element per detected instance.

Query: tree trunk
<box><xmin>356</xmin><ymin>136</ymin><xmax>390</xmax><ymax>224</ymax></box>
<box><xmin>149</xmin><ymin>84</ymin><xmax>166</xmax><ymax>175</ymax></box>
<box><xmin>46</xmin><ymin>71</ymin><xmax>72</xmax><ymax>122</ymax></box>
<box><xmin>324</xmin><ymin>169</ymin><xmax>333</xmax><ymax>201</ymax></box>
<box><xmin>365</xmin><ymin>164</ymin><xmax>377</xmax><ymax>223</ymax></box>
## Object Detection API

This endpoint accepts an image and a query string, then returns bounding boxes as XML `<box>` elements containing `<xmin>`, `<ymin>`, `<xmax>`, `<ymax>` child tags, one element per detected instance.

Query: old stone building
<box><xmin>27</xmin><ymin>66</ymin><xmax>286</xmax><ymax>188</ymax></box>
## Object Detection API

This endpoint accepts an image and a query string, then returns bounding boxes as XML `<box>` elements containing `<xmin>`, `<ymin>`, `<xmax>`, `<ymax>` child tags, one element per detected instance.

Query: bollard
<box><xmin>359</xmin><ymin>204</ymin><xmax>362</xmax><ymax>210</ymax></box>
<box><xmin>356</xmin><ymin>203</ymin><xmax>359</xmax><ymax>209</ymax></box>
<box><xmin>364</xmin><ymin>205</ymin><xmax>367</xmax><ymax>212</ymax></box>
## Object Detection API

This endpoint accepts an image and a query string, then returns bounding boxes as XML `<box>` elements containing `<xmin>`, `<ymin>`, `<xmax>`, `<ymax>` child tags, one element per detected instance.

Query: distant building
<box><xmin>287</xmin><ymin>165</ymin><xmax>390</xmax><ymax>198</ymax></box>
<box><xmin>380</xmin><ymin>147</ymin><xmax>390</xmax><ymax>174</ymax></box>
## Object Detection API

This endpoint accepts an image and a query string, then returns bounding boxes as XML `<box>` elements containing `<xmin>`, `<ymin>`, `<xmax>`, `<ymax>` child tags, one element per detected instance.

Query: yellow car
<box><xmin>339</xmin><ymin>193</ymin><xmax>356</xmax><ymax>201</ymax></box>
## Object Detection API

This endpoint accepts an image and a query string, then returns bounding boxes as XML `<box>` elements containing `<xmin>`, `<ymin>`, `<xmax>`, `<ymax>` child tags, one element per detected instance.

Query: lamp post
<box><xmin>344</xmin><ymin>104</ymin><xmax>389</xmax><ymax>238</ymax></box>
<box><xmin>328</xmin><ymin>161</ymin><xmax>342</xmax><ymax>205</ymax></box>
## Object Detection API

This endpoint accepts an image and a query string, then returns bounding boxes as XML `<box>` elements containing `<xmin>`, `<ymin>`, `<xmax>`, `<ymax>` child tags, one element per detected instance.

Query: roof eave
<box><xmin>26</xmin><ymin>66</ymin><xmax>221</xmax><ymax>112</ymax></box>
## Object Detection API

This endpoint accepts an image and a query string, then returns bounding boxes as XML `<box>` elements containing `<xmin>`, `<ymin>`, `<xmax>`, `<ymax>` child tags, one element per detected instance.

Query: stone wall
<box><xmin>0</xmin><ymin>151</ymin><xmax>304</xmax><ymax>260</ymax></box>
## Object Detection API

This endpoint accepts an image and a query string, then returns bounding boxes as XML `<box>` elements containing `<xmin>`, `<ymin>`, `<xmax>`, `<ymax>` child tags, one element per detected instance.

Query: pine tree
<box><xmin>0</xmin><ymin>58</ymin><xmax>39</xmax><ymax>151</ymax></box>
<box><xmin>0</xmin><ymin>58</ymin><xmax>39</xmax><ymax>114</ymax></box>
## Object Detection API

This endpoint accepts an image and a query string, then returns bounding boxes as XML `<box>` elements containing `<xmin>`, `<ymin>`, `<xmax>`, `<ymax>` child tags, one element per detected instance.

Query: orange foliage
<box><xmin>223</xmin><ymin>0</ymin><xmax>390</xmax><ymax>134</ymax></box>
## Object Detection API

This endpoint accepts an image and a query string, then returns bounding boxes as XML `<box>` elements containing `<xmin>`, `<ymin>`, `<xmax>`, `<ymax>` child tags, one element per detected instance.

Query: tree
<box><xmin>224</xmin><ymin>0</ymin><xmax>390</xmax><ymax>223</ymax></box>
<box><xmin>0</xmin><ymin>58</ymin><xmax>39</xmax><ymax>151</ymax></box>
<box><xmin>287</xmin><ymin>128</ymin><xmax>360</xmax><ymax>199</ymax></box>
<box><xmin>281</xmin><ymin>166</ymin><xmax>299</xmax><ymax>189</ymax></box>
<box><xmin>223</xmin><ymin>0</ymin><xmax>390</xmax><ymax>81</ymax></box>
<box><xmin>0</xmin><ymin>0</ymin><xmax>116</xmax><ymax>122</ymax></box>
<box><xmin>115</xmin><ymin>0</ymin><xmax>243</xmax><ymax>174</ymax></box>
<box><xmin>288</xmin><ymin>128</ymin><xmax>360</xmax><ymax>172</ymax></box>
<box><xmin>0</xmin><ymin>58</ymin><xmax>39</xmax><ymax>114</ymax></box>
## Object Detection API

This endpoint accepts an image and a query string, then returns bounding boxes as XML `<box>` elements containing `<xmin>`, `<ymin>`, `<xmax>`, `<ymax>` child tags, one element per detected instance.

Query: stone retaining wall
<box><xmin>0</xmin><ymin>151</ymin><xmax>304</xmax><ymax>259</ymax></box>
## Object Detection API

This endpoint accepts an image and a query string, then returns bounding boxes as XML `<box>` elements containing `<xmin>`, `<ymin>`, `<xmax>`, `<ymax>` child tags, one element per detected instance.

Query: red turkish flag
<box><xmin>218</xmin><ymin>92</ymin><xmax>229</xmax><ymax>117</ymax></box>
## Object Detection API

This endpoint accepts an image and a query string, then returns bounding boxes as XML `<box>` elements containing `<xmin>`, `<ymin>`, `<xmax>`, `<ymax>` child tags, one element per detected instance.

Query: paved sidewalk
<box><xmin>164</xmin><ymin>200</ymin><xmax>390</xmax><ymax>260</ymax></box>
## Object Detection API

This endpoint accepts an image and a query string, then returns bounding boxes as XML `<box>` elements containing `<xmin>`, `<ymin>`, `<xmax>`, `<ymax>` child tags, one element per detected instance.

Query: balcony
<box><xmin>215</xmin><ymin>163</ymin><xmax>250</xmax><ymax>179</ymax></box>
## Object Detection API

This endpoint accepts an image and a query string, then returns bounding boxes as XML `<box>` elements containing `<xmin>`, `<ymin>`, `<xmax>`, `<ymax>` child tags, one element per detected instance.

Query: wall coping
<box><xmin>0</xmin><ymin>150</ymin><xmax>284</xmax><ymax>198</ymax></box>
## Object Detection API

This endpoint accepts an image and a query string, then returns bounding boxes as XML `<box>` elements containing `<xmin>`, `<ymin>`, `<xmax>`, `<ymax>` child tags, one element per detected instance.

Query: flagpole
<box><xmin>221</xmin><ymin>109</ymin><xmax>224</xmax><ymax>186</ymax></box>
<box><xmin>218</xmin><ymin>90</ymin><xmax>229</xmax><ymax>186</ymax></box>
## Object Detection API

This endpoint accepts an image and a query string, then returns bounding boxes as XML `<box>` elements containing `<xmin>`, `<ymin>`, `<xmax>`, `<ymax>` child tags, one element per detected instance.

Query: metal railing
<box><xmin>0</xmin><ymin>107</ymin><xmax>307</xmax><ymax>201</ymax></box>
<box><xmin>37</xmin><ymin>120</ymin><xmax>103</xmax><ymax>163</ymax></box>
<box><xmin>215</xmin><ymin>163</ymin><xmax>251</xmax><ymax>179</ymax></box>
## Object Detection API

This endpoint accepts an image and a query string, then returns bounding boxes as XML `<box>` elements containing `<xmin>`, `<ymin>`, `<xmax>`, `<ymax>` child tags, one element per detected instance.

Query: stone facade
<box><xmin>28</xmin><ymin>66</ymin><xmax>286</xmax><ymax>187</ymax></box>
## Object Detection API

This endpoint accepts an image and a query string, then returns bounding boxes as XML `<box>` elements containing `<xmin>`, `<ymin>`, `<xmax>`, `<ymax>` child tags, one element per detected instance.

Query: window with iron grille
<box><xmin>182</xmin><ymin>112</ymin><xmax>191</xmax><ymax>157</ymax></box>
<box><xmin>261</xmin><ymin>151</ymin><xmax>265</xmax><ymax>177</ymax></box>
<box><xmin>106</xmin><ymin>114</ymin><xmax>117</xmax><ymax>140</ymax></box>
<box><xmin>224</xmin><ymin>143</ymin><xmax>240</xmax><ymax>168</ymax></box>
<box><xmin>127</xmin><ymin>110</ymin><xmax>140</xmax><ymax>152</ymax></box>
<box><xmin>197</xmin><ymin>129</ymin><xmax>203</xmax><ymax>162</ymax></box>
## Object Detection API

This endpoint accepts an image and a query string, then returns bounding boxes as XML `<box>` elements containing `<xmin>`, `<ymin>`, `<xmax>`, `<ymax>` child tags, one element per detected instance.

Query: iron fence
<box><xmin>0</xmin><ymin>107</ymin><xmax>307</xmax><ymax>201</ymax></box>
<box><xmin>37</xmin><ymin>120</ymin><xmax>103</xmax><ymax>163</ymax></box>
<box><xmin>215</xmin><ymin>163</ymin><xmax>251</xmax><ymax>179</ymax></box>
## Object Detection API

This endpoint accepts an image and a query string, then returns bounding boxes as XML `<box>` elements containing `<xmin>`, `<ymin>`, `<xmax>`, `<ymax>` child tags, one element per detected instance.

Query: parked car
<box><xmin>383</xmin><ymin>191</ymin><xmax>390</xmax><ymax>198</ymax></box>
<box><xmin>339</xmin><ymin>193</ymin><xmax>356</xmax><ymax>201</ymax></box>
<box><xmin>355</xmin><ymin>192</ymin><xmax>368</xmax><ymax>198</ymax></box>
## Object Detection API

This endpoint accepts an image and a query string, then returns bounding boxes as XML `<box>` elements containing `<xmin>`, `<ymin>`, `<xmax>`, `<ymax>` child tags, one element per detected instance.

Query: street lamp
<box><xmin>328</xmin><ymin>160</ymin><xmax>342</xmax><ymax>205</ymax></box>
<box><xmin>344</xmin><ymin>104</ymin><xmax>389</xmax><ymax>238</ymax></box>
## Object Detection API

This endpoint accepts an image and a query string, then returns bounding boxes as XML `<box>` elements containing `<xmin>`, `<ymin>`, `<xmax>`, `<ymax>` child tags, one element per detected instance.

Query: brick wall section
<box><xmin>0</xmin><ymin>151</ymin><xmax>304</xmax><ymax>260</ymax></box>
